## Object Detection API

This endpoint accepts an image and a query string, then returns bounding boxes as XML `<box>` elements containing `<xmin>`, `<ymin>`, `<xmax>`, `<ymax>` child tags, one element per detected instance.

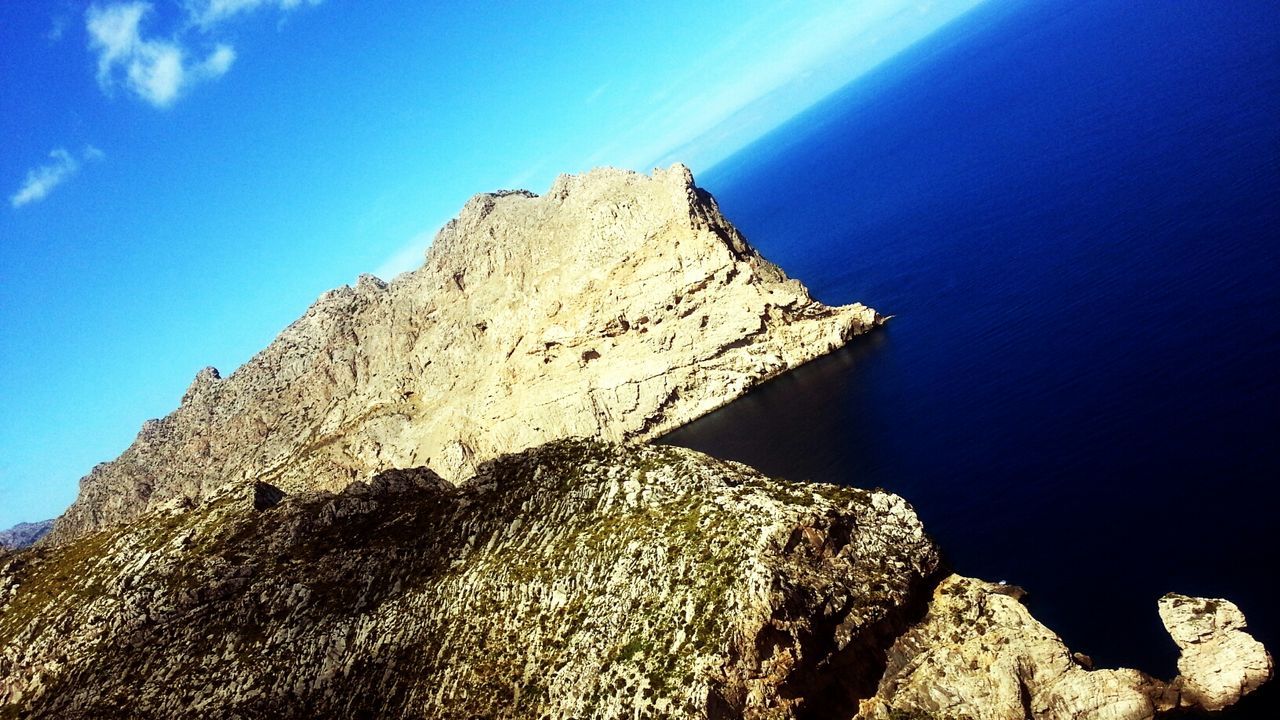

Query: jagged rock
<box><xmin>859</xmin><ymin>575</ymin><xmax>1271</xmax><ymax>719</ymax></box>
<box><xmin>1159</xmin><ymin>593</ymin><xmax>1274</xmax><ymax>711</ymax></box>
<box><xmin>48</xmin><ymin>165</ymin><xmax>881</xmax><ymax>546</ymax></box>
<box><xmin>1</xmin><ymin>440</ymin><xmax>939</xmax><ymax>719</ymax></box>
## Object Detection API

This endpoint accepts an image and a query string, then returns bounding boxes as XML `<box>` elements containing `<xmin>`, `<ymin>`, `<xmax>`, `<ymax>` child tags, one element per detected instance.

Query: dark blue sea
<box><xmin>663</xmin><ymin>0</ymin><xmax>1280</xmax><ymax>714</ymax></box>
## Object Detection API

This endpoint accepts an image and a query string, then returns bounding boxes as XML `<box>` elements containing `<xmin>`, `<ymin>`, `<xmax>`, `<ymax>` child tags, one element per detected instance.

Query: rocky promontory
<box><xmin>6</xmin><ymin>165</ymin><xmax>1268</xmax><ymax>718</ymax></box>
<box><xmin>49</xmin><ymin>165</ymin><xmax>880</xmax><ymax>545</ymax></box>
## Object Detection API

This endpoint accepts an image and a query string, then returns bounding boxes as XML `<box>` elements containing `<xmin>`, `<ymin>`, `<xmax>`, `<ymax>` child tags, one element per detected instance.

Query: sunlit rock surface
<box><xmin>49</xmin><ymin>165</ymin><xmax>880</xmax><ymax>545</ymax></box>
<box><xmin>16</xmin><ymin>166</ymin><xmax>1268</xmax><ymax>719</ymax></box>
<box><xmin>860</xmin><ymin>575</ymin><xmax>1273</xmax><ymax>719</ymax></box>
<box><xmin>1159</xmin><ymin>593</ymin><xmax>1273</xmax><ymax>711</ymax></box>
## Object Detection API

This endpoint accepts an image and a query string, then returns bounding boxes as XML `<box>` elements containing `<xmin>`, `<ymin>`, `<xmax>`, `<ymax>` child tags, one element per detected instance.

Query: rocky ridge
<box><xmin>49</xmin><ymin>165</ymin><xmax>880</xmax><ymax>545</ymax></box>
<box><xmin>0</xmin><ymin>523</ymin><xmax>51</xmax><ymax>553</ymax></box>
<box><xmin>1</xmin><ymin>441</ymin><xmax>1269</xmax><ymax>718</ymax></box>
<box><xmin>3</xmin><ymin>441</ymin><xmax>939</xmax><ymax>718</ymax></box>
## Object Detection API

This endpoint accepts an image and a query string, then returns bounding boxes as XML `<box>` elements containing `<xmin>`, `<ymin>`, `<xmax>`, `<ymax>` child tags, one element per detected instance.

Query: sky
<box><xmin>0</xmin><ymin>0</ymin><xmax>985</xmax><ymax>529</ymax></box>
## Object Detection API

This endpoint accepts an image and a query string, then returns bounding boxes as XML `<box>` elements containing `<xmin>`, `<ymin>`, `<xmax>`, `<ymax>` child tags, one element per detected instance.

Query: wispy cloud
<box><xmin>373</xmin><ymin>227</ymin><xmax>445</xmax><ymax>281</ymax></box>
<box><xmin>583</xmin><ymin>81</ymin><xmax>611</xmax><ymax>106</ymax></box>
<box><xmin>10</xmin><ymin>150</ymin><xmax>77</xmax><ymax>209</ymax></box>
<box><xmin>84</xmin><ymin>0</ymin><xmax>316</xmax><ymax>107</ymax></box>
<box><xmin>86</xmin><ymin>3</ymin><xmax>234</xmax><ymax>107</ymax></box>
<box><xmin>186</xmin><ymin>0</ymin><xmax>322</xmax><ymax>29</ymax></box>
<box><xmin>9</xmin><ymin>146</ymin><xmax>106</xmax><ymax>209</ymax></box>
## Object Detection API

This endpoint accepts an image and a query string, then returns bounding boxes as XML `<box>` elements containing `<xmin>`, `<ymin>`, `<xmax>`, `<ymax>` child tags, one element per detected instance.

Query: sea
<box><xmin>661</xmin><ymin>0</ymin><xmax>1280</xmax><ymax>715</ymax></box>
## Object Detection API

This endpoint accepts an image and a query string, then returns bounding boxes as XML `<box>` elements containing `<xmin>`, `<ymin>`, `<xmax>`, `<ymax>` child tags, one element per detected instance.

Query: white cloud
<box><xmin>84</xmin><ymin>0</ymin><xmax>310</xmax><ymax>107</ymax></box>
<box><xmin>9</xmin><ymin>146</ymin><xmax>108</xmax><ymax>209</ymax></box>
<box><xmin>10</xmin><ymin>149</ymin><xmax>79</xmax><ymax>208</ymax></box>
<box><xmin>47</xmin><ymin>15</ymin><xmax>68</xmax><ymax>42</ymax></box>
<box><xmin>83</xmin><ymin>145</ymin><xmax>107</xmax><ymax>162</ymax></box>
<box><xmin>202</xmin><ymin>44</ymin><xmax>236</xmax><ymax>75</ymax></box>
<box><xmin>186</xmin><ymin>0</ymin><xmax>322</xmax><ymax>28</ymax></box>
<box><xmin>85</xmin><ymin>3</ymin><xmax>147</xmax><ymax>69</ymax></box>
<box><xmin>86</xmin><ymin>3</ymin><xmax>237</xmax><ymax>108</ymax></box>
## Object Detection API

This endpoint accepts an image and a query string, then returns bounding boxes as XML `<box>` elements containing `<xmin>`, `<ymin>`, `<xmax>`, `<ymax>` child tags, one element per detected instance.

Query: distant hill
<box><xmin>0</xmin><ymin>519</ymin><xmax>52</xmax><ymax>550</ymax></box>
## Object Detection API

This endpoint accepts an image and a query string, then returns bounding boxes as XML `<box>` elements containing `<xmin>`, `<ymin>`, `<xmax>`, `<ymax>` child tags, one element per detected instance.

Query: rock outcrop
<box><xmin>14</xmin><ymin>165</ymin><xmax>1269</xmax><ymax>718</ymax></box>
<box><xmin>859</xmin><ymin>575</ymin><xmax>1270</xmax><ymax>719</ymax></box>
<box><xmin>48</xmin><ymin>165</ymin><xmax>881</xmax><ymax>545</ymax></box>
<box><xmin>2</xmin><ymin>441</ymin><xmax>1268</xmax><ymax>718</ymax></box>
<box><xmin>3</xmin><ymin>440</ymin><xmax>940</xmax><ymax>718</ymax></box>
<box><xmin>1158</xmin><ymin>593</ymin><xmax>1273</xmax><ymax>711</ymax></box>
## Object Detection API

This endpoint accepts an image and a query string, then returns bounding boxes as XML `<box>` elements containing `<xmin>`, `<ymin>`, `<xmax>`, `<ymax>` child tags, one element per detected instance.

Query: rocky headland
<box><xmin>49</xmin><ymin>164</ymin><xmax>879</xmax><ymax>545</ymax></box>
<box><xmin>3</xmin><ymin>166</ymin><xmax>1270</xmax><ymax>717</ymax></box>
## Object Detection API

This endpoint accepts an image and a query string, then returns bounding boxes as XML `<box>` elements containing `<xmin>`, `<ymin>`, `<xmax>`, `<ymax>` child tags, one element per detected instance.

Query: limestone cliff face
<box><xmin>2</xmin><ymin>441</ymin><xmax>1268</xmax><ymax>719</ymax></box>
<box><xmin>49</xmin><ymin>165</ymin><xmax>879</xmax><ymax>545</ymax></box>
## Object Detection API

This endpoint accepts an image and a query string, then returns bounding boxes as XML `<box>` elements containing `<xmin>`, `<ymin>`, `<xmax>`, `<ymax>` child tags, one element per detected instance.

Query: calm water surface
<box><xmin>663</xmin><ymin>1</ymin><xmax>1280</xmax><ymax>714</ymax></box>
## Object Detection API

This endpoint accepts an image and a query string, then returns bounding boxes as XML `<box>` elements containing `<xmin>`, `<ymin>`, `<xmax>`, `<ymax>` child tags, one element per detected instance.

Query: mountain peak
<box><xmin>47</xmin><ymin>165</ymin><xmax>881</xmax><ymax>545</ymax></box>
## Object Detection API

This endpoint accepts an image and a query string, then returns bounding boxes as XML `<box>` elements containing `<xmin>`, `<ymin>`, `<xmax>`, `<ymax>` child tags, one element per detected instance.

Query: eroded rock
<box><xmin>1159</xmin><ymin>593</ymin><xmax>1274</xmax><ymax>711</ymax></box>
<box><xmin>3</xmin><ymin>442</ymin><xmax>1269</xmax><ymax>718</ymax></box>
<box><xmin>860</xmin><ymin>575</ymin><xmax>1271</xmax><ymax>719</ymax></box>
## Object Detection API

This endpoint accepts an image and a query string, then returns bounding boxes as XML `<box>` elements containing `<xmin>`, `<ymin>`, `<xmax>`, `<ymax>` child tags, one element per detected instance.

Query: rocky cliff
<box><xmin>49</xmin><ymin>165</ymin><xmax>880</xmax><ymax>545</ymax></box>
<box><xmin>2</xmin><ymin>441</ymin><xmax>1269</xmax><ymax>718</ymax></box>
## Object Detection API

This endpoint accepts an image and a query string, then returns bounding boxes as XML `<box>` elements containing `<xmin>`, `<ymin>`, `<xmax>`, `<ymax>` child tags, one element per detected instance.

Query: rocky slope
<box><xmin>1</xmin><ymin>441</ymin><xmax>1269</xmax><ymax>718</ymax></box>
<box><xmin>4</xmin><ymin>441</ymin><xmax>938</xmax><ymax>718</ymax></box>
<box><xmin>0</xmin><ymin>523</ymin><xmax>50</xmax><ymax>552</ymax></box>
<box><xmin>49</xmin><ymin>165</ymin><xmax>880</xmax><ymax>545</ymax></box>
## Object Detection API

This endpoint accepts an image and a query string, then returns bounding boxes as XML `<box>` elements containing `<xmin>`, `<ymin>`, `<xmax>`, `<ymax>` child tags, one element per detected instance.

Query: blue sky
<box><xmin>0</xmin><ymin>0</ymin><xmax>984</xmax><ymax>528</ymax></box>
